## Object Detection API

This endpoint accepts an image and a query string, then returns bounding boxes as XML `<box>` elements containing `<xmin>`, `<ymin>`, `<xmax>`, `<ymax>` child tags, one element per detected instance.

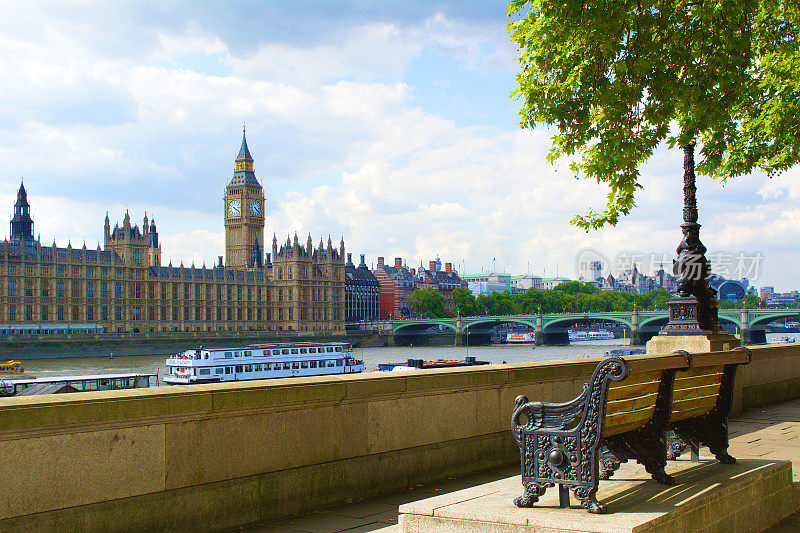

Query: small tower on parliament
<box><xmin>10</xmin><ymin>181</ymin><xmax>35</xmax><ymax>245</ymax></box>
<box><xmin>104</xmin><ymin>211</ymin><xmax>161</xmax><ymax>267</ymax></box>
<box><xmin>224</xmin><ymin>126</ymin><xmax>265</xmax><ymax>269</ymax></box>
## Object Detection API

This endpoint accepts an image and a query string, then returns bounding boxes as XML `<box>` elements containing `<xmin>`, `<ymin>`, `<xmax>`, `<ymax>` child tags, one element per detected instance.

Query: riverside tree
<box><xmin>507</xmin><ymin>0</ymin><xmax>800</xmax><ymax>230</ymax></box>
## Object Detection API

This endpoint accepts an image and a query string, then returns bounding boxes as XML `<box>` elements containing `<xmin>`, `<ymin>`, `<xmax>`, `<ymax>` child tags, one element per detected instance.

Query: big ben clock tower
<box><xmin>225</xmin><ymin>126</ymin><xmax>265</xmax><ymax>268</ymax></box>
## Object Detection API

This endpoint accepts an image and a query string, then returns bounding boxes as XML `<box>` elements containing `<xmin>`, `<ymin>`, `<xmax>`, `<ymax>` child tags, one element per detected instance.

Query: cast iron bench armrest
<box><xmin>511</xmin><ymin>385</ymin><xmax>589</xmax><ymax>438</ymax></box>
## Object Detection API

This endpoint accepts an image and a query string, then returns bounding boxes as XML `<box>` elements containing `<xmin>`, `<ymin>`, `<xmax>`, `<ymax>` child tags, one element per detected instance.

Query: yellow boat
<box><xmin>0</xmin><ymin>361</ymin><xmax>23</xmax><ymax>374</ymax></box>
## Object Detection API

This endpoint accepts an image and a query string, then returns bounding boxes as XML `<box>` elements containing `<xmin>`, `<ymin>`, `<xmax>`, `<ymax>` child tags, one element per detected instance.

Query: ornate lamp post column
<box><xmin>661</xmin><ymin>144</ymin><xmax>721</xmax><ymax>336</ymax></box>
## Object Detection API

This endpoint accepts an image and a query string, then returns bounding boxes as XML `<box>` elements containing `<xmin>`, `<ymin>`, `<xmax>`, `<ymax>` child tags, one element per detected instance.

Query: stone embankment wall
<box><xmin>1</xmin><ymin>343</ymin><xmax>798</xmax><ymax>532</ymax></box>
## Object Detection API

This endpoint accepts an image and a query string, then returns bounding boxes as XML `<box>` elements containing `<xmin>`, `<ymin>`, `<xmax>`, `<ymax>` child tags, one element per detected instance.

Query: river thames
<box><xmin>12</xmin><ymin>333</ymin><xmax>794</xmax><ymax>386</ymax></box>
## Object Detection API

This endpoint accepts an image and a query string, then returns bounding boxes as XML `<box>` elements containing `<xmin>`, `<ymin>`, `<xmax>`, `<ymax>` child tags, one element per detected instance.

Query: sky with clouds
<box><xmin>1</xmin><ymin>1</ymin><xmax>798</xmax><ymax>291</ymax></box>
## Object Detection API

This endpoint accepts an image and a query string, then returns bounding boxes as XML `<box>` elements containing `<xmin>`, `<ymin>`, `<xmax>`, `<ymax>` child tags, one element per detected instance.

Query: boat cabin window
<box><xmin>327</xmin><ymin>360</ymin><xmax>335</xmax><ymax>367</ymax></box>
<box><xmin>235</xmin><ymin>365</ymin><xmax>243</xmax><ymax>372</ymax></box>
<box><xmin>244</xmin><ymin>351</ymin><xmax>252</xmax><ymax>357</ymax></box>
<box><xmin>301</xmin><ymin>361</ymin><xmax>309</xmax><ymax>368</ymax></box>
<box><xmin>292</xmin><ymin>362</ymin><xmax>299</xmax><ymax>369</ymax></box>
<box><xmin>245</xmin><ymin>365</ymin><xmax>252</xmax><ymax>372</ymax></box>
<box><xmin>291</xmin><ymin>348</ymin><xmax>299</xmax><ymax>354</ymax></box>
<box><xmin>234</xmin><ymin>351</ymin><xmax>241</xmax><ymax>357</ymax></box>
<box><xmin>310</xmin><ymin>361</ymin><xmax>317</xmax><ymax>368</ymax></box>
<box><xmin>215</xmin><ymin>368</ymin><xmax>224</xmax><ymax>374</ymax></box>
<box><xmin>326</xmin><ymin>347</ymin><xmax>334</xmax><ymax>353</ymax></box>
<box><xmin>309</xmin><ymin>348</ymin><xmax>317</xmax><ymax>353</ymax></box>
<box><xmin>255</xmin><ymin>364</ymin><xmax>262</xmax><ymax>371</ymax></box>
<box><xmin>283</xmin><ymin>362</ymin><xmax>291</xmax><ymax>370</ymax></box>
<box><xmin>300</xmin><ymin>348</ymin><xmax>307</xmax><ymax>354</ymax></box>
<box><xmin>335</xmin><ymin>347</ymin><xmax>342</xmax><ymax>352</ymax></box>
<box><xmin>225</xmin><ymin>367</ymin><xmax>232</xmax><ymax>374</ymax></box>
<box><xmin>204</xmin><ymin>353</ymin><xmax>209</xmax><ymax>359</ymax></box>
<box><xmin>282</xmin><ymin>349</ymin><xmax>290</xmax><ymax>355</ymax></box>
<box><xmin>224</xmin><ymin>352</ymin><xmax>233</xmax><ymax>359</ymax></box>
<box><xmin>199</xmin><ymin>368</ymin><xmax>211</xmax><ymax>375</ymax></box>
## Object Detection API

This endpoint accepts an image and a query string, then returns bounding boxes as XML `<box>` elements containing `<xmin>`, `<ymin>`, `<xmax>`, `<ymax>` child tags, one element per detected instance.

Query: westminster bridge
<box><xmin>389</xmin><ymin>308</ymin><xmax>800</xmax><ymax>346</ymax></box>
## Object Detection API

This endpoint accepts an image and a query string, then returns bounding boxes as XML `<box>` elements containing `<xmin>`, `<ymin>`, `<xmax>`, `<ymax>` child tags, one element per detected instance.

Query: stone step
<box><xmin>399</xmin><ymin>458</ymin><xmax>794</xmax><ymax>533</ymax></box>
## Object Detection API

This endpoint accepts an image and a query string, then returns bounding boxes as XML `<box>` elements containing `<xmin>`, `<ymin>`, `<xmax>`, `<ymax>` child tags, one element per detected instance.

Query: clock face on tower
<box><xmin>250</xmin><ymin>200</ymin><xmax>261</xmax><ymax>216</ymax></box>
<box><xmin>228</xmin><ymin>200</ymin><xmax>241</xmax><ymax>216</ymax></box>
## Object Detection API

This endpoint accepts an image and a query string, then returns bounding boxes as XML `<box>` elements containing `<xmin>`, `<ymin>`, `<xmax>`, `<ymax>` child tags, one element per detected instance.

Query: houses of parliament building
<box><xmin>0</xmin><ymin>130</ymin><xmax>346</xmax><ymax>334</ymax></box>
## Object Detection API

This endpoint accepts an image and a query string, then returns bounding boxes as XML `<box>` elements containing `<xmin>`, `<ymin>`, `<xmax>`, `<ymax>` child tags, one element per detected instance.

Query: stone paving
<box><xmin>237</xmin><ymin>398</ymin><xmax>800</xmax><ymax>533</ymax></box>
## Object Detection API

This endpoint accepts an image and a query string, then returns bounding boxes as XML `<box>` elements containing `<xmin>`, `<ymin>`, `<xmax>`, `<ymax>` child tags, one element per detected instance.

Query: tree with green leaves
<box><xmin>508</xmin><ymin>0</ymin><xmax>799</xmax><ymax>229</ymax></box>
<box><xmin>507</xmin><ymin>0</ymin><xmax>798</xmax><ymax>333</ymax></box>
<box><xmin>407</xmin><ymin>287</ymin><xmax>448</xmax><ymax>319</ymax></box>
<box><xmin>451</xmin><ymin>286</ymin><xmax>477</xmax><ymax>316</ymax></box>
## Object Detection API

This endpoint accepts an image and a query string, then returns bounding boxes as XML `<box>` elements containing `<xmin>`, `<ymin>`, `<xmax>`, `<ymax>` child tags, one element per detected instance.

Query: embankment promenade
<box><xmin>1</xmin><ymin>343</ymin><xmax>799</xmax><ymax>531</ymax></box>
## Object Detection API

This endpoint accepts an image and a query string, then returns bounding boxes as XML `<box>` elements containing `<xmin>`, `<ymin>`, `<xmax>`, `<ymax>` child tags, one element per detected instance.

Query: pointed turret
<box><xmin>272</xmin><ymin>233</ymin><xmax>278</xmax><ymax>257</ymax></box>
<box><xmin>228</xmin><ymin>124</ymin><xmax>261</xmax><ymax>189</ymax></box>
<box><xmin>339</xmin><ymin>236</ymin><xmax>345</xmax><ymax>260</ymax></box>
<box><xmin>10</xmin><ymin>180</ymin><xmax>34</xmax><ymax>245</ymax></box>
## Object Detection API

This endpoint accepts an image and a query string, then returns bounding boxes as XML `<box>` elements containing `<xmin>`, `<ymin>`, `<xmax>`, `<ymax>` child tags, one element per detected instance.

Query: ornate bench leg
<box><xmin>573</xmin><ymin>486</ymin><xmax>606</xmax><ymax>514</ymax></box>
<box><xmin>643</xmin><ymin>460</ymin><xmax>676</xmax><ymax>486</ymax></box>
<box><xmin>598</xmin><ymin>447</ymin><xmax>623</xmax><ymax>480</ymax></box>
<box><xmin>514</xmin><ymin>482</ymin><xmax>547</xmax><ymax>508</ymax></box>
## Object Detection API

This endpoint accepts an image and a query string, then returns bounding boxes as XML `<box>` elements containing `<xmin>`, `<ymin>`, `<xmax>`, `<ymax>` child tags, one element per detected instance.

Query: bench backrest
<box><xmin>671</xmin><ymin>351</ymin><xmax>750</xmax><ymax>422</ymax></box>
<box><xmin>604</xmin><ymin>354</ymin><xmax>690</xmax><ymax>437</ymax></box>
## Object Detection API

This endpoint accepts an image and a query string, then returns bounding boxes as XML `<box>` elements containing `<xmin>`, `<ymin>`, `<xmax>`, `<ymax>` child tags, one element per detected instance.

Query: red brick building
<box><xmin>373</xmin><ymin>257</ymin><xmax>466</xmax><ymax>318</ymax></box>
<box><xmin>373</xmin><ymin>257</ymin><xmax>418</xmax><ymax>319</ymax></box>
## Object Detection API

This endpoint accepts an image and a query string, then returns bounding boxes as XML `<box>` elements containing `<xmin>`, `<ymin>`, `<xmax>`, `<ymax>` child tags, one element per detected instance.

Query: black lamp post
<box><xmin>662</xmin><ymin>144</ymin><xmax>721</xmax><ymax>336</ymax></box>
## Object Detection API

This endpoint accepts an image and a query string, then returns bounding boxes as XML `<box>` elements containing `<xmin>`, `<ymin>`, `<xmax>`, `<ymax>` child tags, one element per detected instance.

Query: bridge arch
<box><xmin>463</xmin><ymin>317</ymin><xmax>537</xmax><ymax>331</ymax></box>
<box><xmin>393</xmin><ymin>320</ymin><xmax>457</xmax><ymax>335</ymax></box>
<box><xmin>543</xmin><ymin>314</ymin><xmax>633</xmax><ymax>331</ymax></box>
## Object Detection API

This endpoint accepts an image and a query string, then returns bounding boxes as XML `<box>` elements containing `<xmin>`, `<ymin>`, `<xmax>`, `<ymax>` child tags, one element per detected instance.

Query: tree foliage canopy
<box><xmin>508</xmin><ymin>0</ymin><xmax>800</xmax><ymax>229</ymax></box>
<box><xmin>407</xmin><ymin>287</ymin><xmax>448</xmax><ymax>318</ymax></box>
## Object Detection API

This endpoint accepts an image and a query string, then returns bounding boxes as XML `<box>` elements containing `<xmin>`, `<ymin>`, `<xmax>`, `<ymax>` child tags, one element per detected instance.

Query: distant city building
<box><xmin>373</xmin><ymin>257</ymin><xmax>418</xmax><ymax>319</ymax></box>
<box><xmin>416</xmin><ymin>260</ymin><xmax>467</xmax><ymax>312</ymax></box>
<box><xmin>709</xmin><ymin>274</ymin><xmax>752</xmax><ymax>302</ymax></box>
<box><xmin>761</xmin><ymin>286</ymin><xmax>775</xmax><ymax>299</ymax></box>
<box><xmin>462</xmin><ymin>273</ymin><xmax>523</xmax><ymax>297</ymax></box>
<box><xmin>540</xmin><ymin>276</ymin><xmax>571</xmax><ymax>290</ymax></box>
<box><xmin>600</xmin><ymin>264</ymin><xmax>676</xmax><ymax>294</ymax></box>
<box><xmin>344</xmin><ymin>253</ymin><xmax>380</xmax><ymax>321</ymax></box>
<box><xmin>512</xmin><ymin>275</ymin><xmax>543</xmax><ymax>292</ymax></box>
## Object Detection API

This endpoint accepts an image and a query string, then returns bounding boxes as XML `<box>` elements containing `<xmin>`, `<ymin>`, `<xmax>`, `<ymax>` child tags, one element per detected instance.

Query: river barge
<box><xmin>378</xmin><ymin>356</ymin><xmax>490</xmax><ymax>371</ymax></box>
<box><xmin>164</xmin><ymin>342</ymin><xmax>364</xmax><ymax>384</ymax></box>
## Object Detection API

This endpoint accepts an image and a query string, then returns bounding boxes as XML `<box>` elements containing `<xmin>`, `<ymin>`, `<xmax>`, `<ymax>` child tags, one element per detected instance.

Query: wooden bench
<box><xmin>511</xmin><ymin>353</ymin><xmax>691</xmax><ymax>513</ymax></box>
<box><xmin>667</xmin><ymin>347</ymin><xmax>751</xmax><ymax>463</ymax></box>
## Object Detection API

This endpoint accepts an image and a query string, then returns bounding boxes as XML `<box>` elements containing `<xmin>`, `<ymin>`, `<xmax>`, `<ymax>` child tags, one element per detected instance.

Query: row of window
<box><xmin>4</xmin><ymin>280</ymin><xmax>341</xmax><ymax>303</ymax></box>
<box><xmin>197</xmin><ymin>359</ymin><xmax>345</xmax><ymax>375</ymax></box>
<box><xmin>222</xmin><ymin>346</ymin><xmax>343</xmax><ymax>358</ymax></box>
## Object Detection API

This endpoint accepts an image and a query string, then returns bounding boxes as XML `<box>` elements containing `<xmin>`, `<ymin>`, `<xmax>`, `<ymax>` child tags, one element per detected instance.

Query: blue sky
<box><xmin>1</xmin><ymin>1</ymin><xmax>798</xmax><ymax>291</ymax></box>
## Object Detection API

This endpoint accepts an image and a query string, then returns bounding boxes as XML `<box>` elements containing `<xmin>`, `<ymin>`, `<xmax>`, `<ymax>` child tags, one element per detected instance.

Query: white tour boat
<box><xmin>164</xmin><ymin>342</ymin><xmax>364</xmax><ymax>385</ymax></box>
<box><xmin>568</xmin><ymin>329</ymin><xmax>615</xmax><ymax>341</ymax></box>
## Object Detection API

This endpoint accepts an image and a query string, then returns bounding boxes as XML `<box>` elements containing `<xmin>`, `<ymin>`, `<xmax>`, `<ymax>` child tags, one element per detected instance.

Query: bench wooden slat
<box><xmin>677</xmin><ymin>364</ymin><xmax>724</xmax><ymax>378</ymax></box>
<box><xmin>604</xmin><ymin>419</ymin><xmax>654</xmax><ymax>437</ymax></box>
<box><xmin>674</xmin><ymin>373</ymin><xmax>723</xmax><ymax>390</ymax></box>
<box><xmin>671</xmin><ymin>403</ymin><xmax>718</xmax><ymax>421</ymax></box>
<box><xmin>691</xmin><ymin>352</ymin><xmax>749</xmax><ymax>367</ymax></box>
<box><xmin>611</xmin><ymin>369</ymin><xmax>662</xmax><ymax>387</ymax></box>
<box><xmin>607</xmin><ymin>380</ymin><xmax>660</xmax><ymax>401</ymax></box>
<box><xmin>625</xmin><ymin>354</ymin><xmax>690</xmax><ymax>373</ymax></box>
<box><xmin>671</xmin><ymin>395</ymin><xmax>718</xmax><ymax>419</ymax></box>
<box><xmin>672</xmin><ymin>383</ymin><xmax>722</xmax><ymax>402</ymax></box>
<box><xmin>604</xmin><ymin>405</ymin><xmax>656</xmax><ymax>436</ymax></box>
<box><xmin>605</xmin><ymin>393</ymin><xmax>659</xmax><ymax>416</ymax></box>
<box><xmin>604</xmin><ymin>405</ymin><xmax>655</xmax><ymax>433</ymax></box>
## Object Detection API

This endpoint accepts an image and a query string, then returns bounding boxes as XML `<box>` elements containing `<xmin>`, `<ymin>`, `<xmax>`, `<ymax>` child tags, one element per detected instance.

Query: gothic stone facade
<box><xmin>0</xmin><ymin>133</ymin><xmax>345</xmax><ymax>334</ymax></box>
